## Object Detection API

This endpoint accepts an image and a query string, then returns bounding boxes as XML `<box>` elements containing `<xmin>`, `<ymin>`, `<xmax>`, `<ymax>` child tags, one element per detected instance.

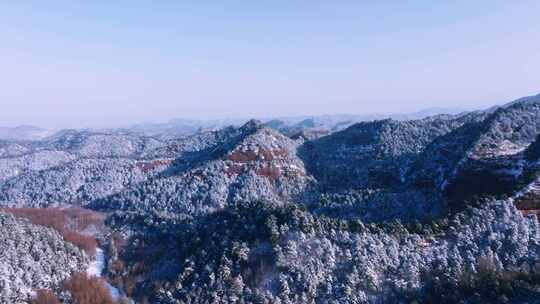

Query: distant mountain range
<box><xmin>1</xmin><ymin>94</ymin><xmax>539</xmax><ymax>303</ymax></box>
<box><xmin>0</xmin><ymin>106</ymin><xmax>469</xmax><ymax>142</ymax></box>
<box><xmin>127</xmin><ymin>107</ymin><xmax>470</xmax><ymax>139</ymax></box>
<box><xmin>0</xmin><ymin>125</ymin><xmax>53</xmax><ymax>141</ymax></box>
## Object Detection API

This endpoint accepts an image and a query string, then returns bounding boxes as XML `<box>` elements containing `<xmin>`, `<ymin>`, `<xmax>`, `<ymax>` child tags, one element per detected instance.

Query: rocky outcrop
<box><xmin>1</xmin><ymin>95</ymin><xmax>539</xmax><ymax>223</ymax></box>
<box><xmin>90</xmin><ymin>122</ymin><xmax>317</xmax><ymax>215</ymax></box>
<box><xmin>409</xmin><ymin>97</ymin><xmax>540</xmax><ymax>203</ymax></box>
<box><xmin>0</xmin><ymin>93</ymin><xmax>540</xmax><ymax>303</ymax></box>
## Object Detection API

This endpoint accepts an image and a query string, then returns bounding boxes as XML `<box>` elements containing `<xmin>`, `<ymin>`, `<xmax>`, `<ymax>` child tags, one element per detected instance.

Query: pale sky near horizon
<box><xmin>1</xmin><ymin>1</ymin><xmax>540</xmax><ymax>128</ymax></box>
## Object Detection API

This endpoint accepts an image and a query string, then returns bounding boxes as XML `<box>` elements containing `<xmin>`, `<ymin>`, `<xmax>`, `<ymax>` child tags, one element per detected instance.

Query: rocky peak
<box><xmin>224</xmin><ymin>126</ymin><xmax>305</xmax><ymax>181</ymax></box>
<box><xmin>239</xmin><ymin>119</ymin><xmax>263</xmax><ymax>134</ymax></box>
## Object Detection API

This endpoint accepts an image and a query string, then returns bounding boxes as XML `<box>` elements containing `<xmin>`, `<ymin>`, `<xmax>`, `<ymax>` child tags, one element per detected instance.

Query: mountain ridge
<box><xmin>1</xmin><ymin>93</ymin><xmax>540</xmax><ymax>303</ymax></box>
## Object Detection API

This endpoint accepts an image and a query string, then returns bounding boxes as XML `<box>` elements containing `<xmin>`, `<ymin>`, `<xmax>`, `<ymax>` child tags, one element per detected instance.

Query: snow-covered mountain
<box><xmin>0</xmin><ymin>125</ymin><xmax>53</xmax><ymax>141</ymax></box>
<box><xmin>124</xmin><ymin>107</ymin><xmax>469</xmax><ymax>140</ymax></box>
<box><xmin>0</xmin><ymin>93</ymin><xmax>539</xmax><ymax>303</ymax></box>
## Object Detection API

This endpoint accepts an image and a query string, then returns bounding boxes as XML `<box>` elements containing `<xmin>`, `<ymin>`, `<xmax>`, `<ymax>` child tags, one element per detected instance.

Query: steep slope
<box><xmin>0</xmin><ymin>94</ymin><xmax>538</xmax><ymax>222</ymax></box>
<box><xmin>0</xmin><ymin>123</ymin><xmax>261</xmax><ymax>209</ymax></box>
<box><xmin>0</xmin><ymin>212</ymin><xmax>88</xmax><ymax>303</ymax></box>
<box><xmin>140</xmin><ymin>125</ymin><xmax>247</xmax><ymax>160</ymax></box>
<box><xmin>1</xmin><ymin>93</ymin><xmax>540</xmax><ymax>303</ymax></box>
<box><xmin>298</xmin><ymin>114</ymin><xmax>476</xmax><ymax>191</ymax></box>
<box><xmin>513</xmin><ymin>134</ymin><xmax>540</xmax><ymax>218</ymax></box>
<box><xmin>409</xmin><ymin>95</ymin><xmax>540</xmax><ymax>202</ymax></box>
<box><xmin>91</xmin><ymin>121</ymin><xmax>317</xmax><ymax>215</ymax></box>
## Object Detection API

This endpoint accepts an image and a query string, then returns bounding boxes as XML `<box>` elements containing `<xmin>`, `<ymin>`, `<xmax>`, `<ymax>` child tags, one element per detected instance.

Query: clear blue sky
<box><xmin>1</xmin><ymin>1</ymin><xmax>539</xmax><ymax>128</ymax></box>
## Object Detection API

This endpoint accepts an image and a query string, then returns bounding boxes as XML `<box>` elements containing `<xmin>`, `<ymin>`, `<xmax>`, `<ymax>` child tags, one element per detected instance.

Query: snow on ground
<box><xmin>512</xmin><ymin>177</ymin><xmax>540</xmax><ymax>200</ymax></box>
<box><xmin>493</xmin><ymin>140</ymin><xmax>528</xmax><ymax>157</ymax></box>
<box><xmin>87</xmin><ymin>247</ymin><xmax>120</xmax><ymax>300</ymax></box>
<box><xmin>495</xmin><ymin>167</ymin><xmax>524</xmax><ymax>178</ymax></box>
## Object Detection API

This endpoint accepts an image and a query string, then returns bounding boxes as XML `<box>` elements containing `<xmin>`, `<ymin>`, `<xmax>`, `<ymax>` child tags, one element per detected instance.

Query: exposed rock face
<box><xmin>0</xmin><ymin>94</ymin><xmax>540</xmax><ymax>303</ymax></box>
<box><xmin>513</xmin><ymin>135</ymin><xmax>540</xmax><ymax>218</ymax></box>
<box><xmin>0</xmin><ymin>95</ymin><xmax>539</xmax><ymax>221</ymax></box>
<box><xmin>0</xmin><ymin>212</ymin><xmax>88</xmax><ymax>303</ymax></box>
<box><xmin>90</xmin><ymin>121</ymin><xmax>317</xmax><ymax>215</ymax></box>
<box><xmin>408</xmin><ymin>98</ymin><xmax>540</xmax><ymax>203</ymax></box>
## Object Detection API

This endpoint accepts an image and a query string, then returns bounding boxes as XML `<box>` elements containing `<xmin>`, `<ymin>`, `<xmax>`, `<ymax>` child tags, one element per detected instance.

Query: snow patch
<box><xmin>491</xmin><ymin>140</ymin><xmax>528</xmax><ymax>157</ymax></box>
<box><xmin>513</xmin><ymin>177</ymin><xmax>540</xmax><ymax>200</ymax></box>
<box><xmin>495</xmin><ymin>167</ymin><xmax>523</xmax><ymax>178</ymax></box>
<box><xmin>87</xmin><ymin>248</ymin><xmax>120</xmax><ymax>300</ymax></box>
